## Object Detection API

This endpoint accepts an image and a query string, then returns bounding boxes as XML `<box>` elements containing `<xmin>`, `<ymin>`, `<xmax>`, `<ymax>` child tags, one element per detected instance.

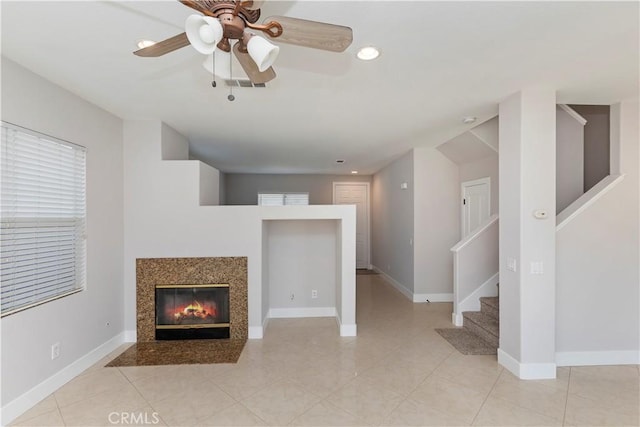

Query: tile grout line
<box><xmin>50</xmin><ymin>393</ymin><xmax>67</xmax><ymax>427</ymax></box>
<box><xmin>469</xmin><ymin>365</ymin><xmax>503</xmax><ymax>426</ymax></box>
<box><xmin>379</xmin><ymin>345</ymin><xmax>455</xmax><ymax>425</ymax></box>
<box><xmin>562</xmin><ymin>367</ymin><xmax>572</xmax><ymax>426</ymax></box>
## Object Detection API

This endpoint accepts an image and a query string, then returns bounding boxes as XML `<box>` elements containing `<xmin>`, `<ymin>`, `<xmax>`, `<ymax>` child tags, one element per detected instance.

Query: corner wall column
<box><xmin>498</xmin><ymin>87</ymin><xmax>557</xmax><ymax>379</ymax></box>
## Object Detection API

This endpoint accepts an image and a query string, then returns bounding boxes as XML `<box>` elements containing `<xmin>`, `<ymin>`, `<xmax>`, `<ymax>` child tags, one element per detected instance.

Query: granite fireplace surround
<box><xmin>136</xmin><ymin>257</ymin><xmax>248</xmax><ymax>341</ymax></box>
<box><xmin>107</xmin><ymin>257</ymin><xmax>247</xmax><ymax>367</ymax></box>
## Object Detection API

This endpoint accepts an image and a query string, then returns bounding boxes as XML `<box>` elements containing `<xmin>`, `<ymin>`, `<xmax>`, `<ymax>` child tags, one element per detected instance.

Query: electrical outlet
<box><xmin>51</xmin><ymin>343</ymin><xmax>60</xmax><ymax>360</ymax></box>
<box><xmin>290</xmin><ymin>293</ymin><xmax>295</xmax><ymax>301</ymax></box>
<box><xmin>311</xmin><ymin>289</ymin><xmax>318</xmax><ymax>299</ymax></box>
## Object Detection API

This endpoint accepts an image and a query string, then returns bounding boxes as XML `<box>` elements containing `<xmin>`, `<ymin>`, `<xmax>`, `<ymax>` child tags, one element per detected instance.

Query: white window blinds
<box><xmin>258</xmin><ymin>193</ymin><xmax>309</xmax><ymax>206</ymax></box>
<box><xmin>1</xmin><ymin>122</ymin><xmax>87</xmax><ymax>316</ymax></box>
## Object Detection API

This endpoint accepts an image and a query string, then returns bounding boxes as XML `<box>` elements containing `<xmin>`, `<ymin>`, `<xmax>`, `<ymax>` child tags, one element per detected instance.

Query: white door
<box><xmin>333</xmin><ymin>182</ymin><xmax>370</xmax><ymax>269</ymax></box>
<box><xmin>461</xmin><ymin>178</ymin><xmax>491</xmax><ymax>238</ymax></box>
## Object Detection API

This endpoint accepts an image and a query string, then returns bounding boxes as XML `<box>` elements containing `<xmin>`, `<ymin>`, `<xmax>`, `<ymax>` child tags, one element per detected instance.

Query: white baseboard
<box><xmin>268</xmin><ymin>307</ymin><xmax>337</xmax><ymax>318</ymax></box>
<box><xmin>371</xmin><ymin>266</ymin><xmax>453</xmax><ymax>304</ymax></box>
<box><xmin>371</xmin><ymin>266</ymin><xmax>413</xmax><ymax>301</ymax></box>
<box><xmin>556</xmin><ymin>350</ymin><xmax>640</xmax><ymax>366</ymax></box>
<box><xmin>248</xmin><ymin>326</ymin><xmax>263</xmax><ymax>339</ymax></box>
<box><xmin>452</xmin><ymin>312</ymin><xmax>463</xmax><ymax>326</ymax></box>
<box><xmin>414</xmin><ymin>293</ymin><xmax>453</xmax><ymax>303</ymax></box>
<box><xmin>339</xmin><ymin>323</ymin><xmax>357</xmax><ymax>336</ymax></box>
<box><xmin>498</xmin><ymin>348</ymin><xmax>557</xmax><ymax>379</ymax></box>
<box><xmin>1</xmin><ymin>332</ymin><xmax>126</xmax><ymax>426</ymax></box>
<box><xmin>335</xmin><ymin>313</ymin><xmax>357</xmax><ymax>337</ymax></box>
<box><xmin>124</xmin><ymin>329</ymin><xmax>136</xmax><ymax>342</ymax></box>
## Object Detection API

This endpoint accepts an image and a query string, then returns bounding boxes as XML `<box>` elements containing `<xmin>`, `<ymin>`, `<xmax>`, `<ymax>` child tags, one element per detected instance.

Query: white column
<box><xmin>498</xmin><ymin>88</ymin><xmax>557</xmax><ymax>379</ymax></box>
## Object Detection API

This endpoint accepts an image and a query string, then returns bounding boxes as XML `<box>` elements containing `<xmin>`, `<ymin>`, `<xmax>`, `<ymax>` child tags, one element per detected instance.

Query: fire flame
<box><xmin>172</xmin><ymin>300</ymin><xmax>217</xmax><ymax>322</ymax></box>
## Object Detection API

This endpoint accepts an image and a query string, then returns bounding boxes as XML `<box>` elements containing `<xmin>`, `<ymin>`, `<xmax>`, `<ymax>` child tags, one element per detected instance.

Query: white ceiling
<box><xmin>2</xmin><ymin>1</ymin><xmax>638</xmax><ymax>174</ymax></box>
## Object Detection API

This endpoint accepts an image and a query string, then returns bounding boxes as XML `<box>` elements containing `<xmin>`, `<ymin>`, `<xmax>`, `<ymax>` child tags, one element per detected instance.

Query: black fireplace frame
<box><xmin>155</xmin><ymin>284</ymin><xmax>230</xmax><ymax>340</ymax></box>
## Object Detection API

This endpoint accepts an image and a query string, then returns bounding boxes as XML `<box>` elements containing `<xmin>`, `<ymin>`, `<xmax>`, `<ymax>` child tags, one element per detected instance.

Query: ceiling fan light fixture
<box><xmin>186</xmin><ymin>14</ymin><xmax>223</xmax><ymax>54</ymax></box>
<box><xmin>203</xmin><ymin>50</ymin><xmax>234</xmax><ymax>79</ymax></box>
<box><xmin>247</xmin><ymin>34</ymin><xmax>280</xmax><ymax>72</ymax></box>
<box><xmin>357</xmin><ymin>46</ymin><xmax>380</xmax><ymax>61</ymax></box>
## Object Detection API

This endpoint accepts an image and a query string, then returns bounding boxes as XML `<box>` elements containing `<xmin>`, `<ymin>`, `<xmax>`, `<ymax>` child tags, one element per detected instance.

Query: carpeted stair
<box><xmin>436</xmin><ymin>296</ymin><xmax>499</xmax><ymax>355</ymax></box>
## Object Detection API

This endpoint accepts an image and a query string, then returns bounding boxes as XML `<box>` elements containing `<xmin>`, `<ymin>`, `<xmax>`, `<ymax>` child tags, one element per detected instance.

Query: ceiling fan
<box><xmin>134</xmin><ymin>0</ymin><xmax>353</xmax><ymax>85</ymax></box>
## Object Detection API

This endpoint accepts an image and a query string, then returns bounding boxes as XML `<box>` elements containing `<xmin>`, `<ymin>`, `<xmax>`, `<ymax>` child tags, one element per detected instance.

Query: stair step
<box><xmin>463</xmin><ymin>311</ymin><xmax>499</xmax><ymax>348</ymax></box>
<box><xmin>480</xmin><ymin>296</ymin><xmax>499</xmax><ymax>320</ymax></box>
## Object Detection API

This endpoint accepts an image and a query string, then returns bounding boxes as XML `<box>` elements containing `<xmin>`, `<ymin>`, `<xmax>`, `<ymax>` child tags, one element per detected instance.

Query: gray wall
<box><xmin>224</xmin><ymin>174</ymin><xmax>372</xmax><ymax>205</ymax></box>
<box><xmin>570</xmin><ymin>105</ymin><xmax>610</xmax><ymax>192</ymax></box>
<box><xmin>556</xmin><ymin>107</ymin><xmax>585</xmax><ymax>213</ymax></box>
<box><xmin>371</xmin><ymin>151</ymin><xmax>414</xmax><ymax>293</ymax></box>
<box><xmin>413</xmin><ymin>147</ymin><xmax>460</xmax><ymax>297</ymax></box>
<box><xmin>1</xmin><ymin>59</ymin><xmax>124</xmax><ymax>406</ymax></box>
<box><xmin>218</xmin><ymin>172</ymin><xmax>226</xmax><ymax>205</ymax></box>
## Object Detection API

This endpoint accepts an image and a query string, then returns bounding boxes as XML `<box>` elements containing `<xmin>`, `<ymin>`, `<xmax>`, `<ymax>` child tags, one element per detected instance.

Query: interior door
<box><xmin>462</xmin><ymin>178</ymin><xmax>490</xmax><ymax>238</ymax></box>
<box><xmin>333</xmin><ymin>182</ymin><xmax>370</xmax><ymax>269</ymax></box>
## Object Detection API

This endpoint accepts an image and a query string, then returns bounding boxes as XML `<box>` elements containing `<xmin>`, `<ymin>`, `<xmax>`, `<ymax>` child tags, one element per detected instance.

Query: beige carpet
<box><xmin>435</xmin><ymin>328</ymin><xmax>496</xmax><ymax>355</ymax></box>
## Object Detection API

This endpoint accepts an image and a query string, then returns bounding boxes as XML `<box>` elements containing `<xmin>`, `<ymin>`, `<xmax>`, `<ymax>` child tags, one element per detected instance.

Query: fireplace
<box><xmin>137</xmin><ymin>257</ymin><xmax>247</xmax><ymax>342</ymax></box>
<box><xmin>155</xmin><ymin>284</ymin><xmax>230</xmax><ymax>340</ymax></box>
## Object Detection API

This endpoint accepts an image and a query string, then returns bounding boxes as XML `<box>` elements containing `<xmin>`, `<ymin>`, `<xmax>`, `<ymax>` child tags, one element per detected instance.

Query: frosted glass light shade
<box><xmin>186</xmin><ymin>14</ymin><xmax>223</xmax><ymax>54</ymax></box>
<box><xmin>247</xmin><ymin>35</ymin><xmax>279</xmax><ymax>72</ymax></box>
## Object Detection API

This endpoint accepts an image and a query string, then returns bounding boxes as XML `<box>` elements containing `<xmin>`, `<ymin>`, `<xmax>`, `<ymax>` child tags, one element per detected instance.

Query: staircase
<box><xmin>435</xmin><ymin>295</ymin><xmax>499</xmax><ymax>355</ymax></box>
<box><xmin>463</xmin><ymin>296</ymin><xmax>499</xmax><ymax>349</ymax></box>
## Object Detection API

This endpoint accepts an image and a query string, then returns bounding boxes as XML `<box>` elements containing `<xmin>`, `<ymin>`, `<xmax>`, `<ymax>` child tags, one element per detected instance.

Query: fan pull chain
<box><xmin>228</xmin><ymin>47</ymin><xmax>235</xmax><ymax>101</ymax></box>
<box><xmin>211</xmin><ymin>53</ymin><xmax>216</xmax><ymax>88</ymax></box>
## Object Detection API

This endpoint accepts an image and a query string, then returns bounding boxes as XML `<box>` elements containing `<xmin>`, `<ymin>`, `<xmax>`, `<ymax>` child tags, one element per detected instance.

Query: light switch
<box><xmin>507</xmin><ymin>257</ymin><xmax>517</xmax><ymax>272</ymax></box>
<box><xmin>530</xmin><ymin>261</ymin><xmax>544</xmax><ymax>274</ymax></box>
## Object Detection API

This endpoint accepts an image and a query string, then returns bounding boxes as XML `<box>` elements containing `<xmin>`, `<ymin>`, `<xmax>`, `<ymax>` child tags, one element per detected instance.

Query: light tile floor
<box><xmin>11</xmin><ymin>274</ymin><xmax>640</xmax><ymax>426</ymax></box>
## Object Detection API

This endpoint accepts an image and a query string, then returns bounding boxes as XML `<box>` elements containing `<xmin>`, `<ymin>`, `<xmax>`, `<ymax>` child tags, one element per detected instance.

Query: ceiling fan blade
<box><xmin>263</xmin><ymin>16</ymin><xmax>352</xmax><ymax>52</ymax></box>
<box><xmin>233</xmin><ymin>43</ymin><xmax>276</xmax><ymax>84</ymax></box>
<box><xmin>133</xmin><ymin>33</ymin><xmax>190</xmax><ymax>57</ymax></box>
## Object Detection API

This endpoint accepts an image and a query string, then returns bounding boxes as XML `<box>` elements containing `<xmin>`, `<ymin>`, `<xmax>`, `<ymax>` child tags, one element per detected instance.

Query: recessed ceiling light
<box><xmin>351</xmin><ymin>170</ymin><xmax>358</xmax><ymax>174</ymax></box>
<box><xmin>462</xmin><ymin>116</ymin><xmax>477</xmax><ymax>124</ymax></box>
<box><xmin>357</xmin><ymin>46</ymin><xmax>380</xmax><ymax>61</ymax></box>
<box><xmin>137</xmin><ymin>39</ymin><xmax>156</xmax><ymax>49</ymax></box>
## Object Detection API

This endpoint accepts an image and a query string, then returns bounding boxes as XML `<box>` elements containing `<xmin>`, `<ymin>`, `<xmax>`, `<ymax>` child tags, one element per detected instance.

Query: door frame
<box><xmin>333</xmin><ymin>182</ymin><xmax>371</xmax><ymax>269</ymax></box>
<box><xmin>461</xmin><ymin>177</ymin><xmax>491</xmax><ymax>238</ymax></box>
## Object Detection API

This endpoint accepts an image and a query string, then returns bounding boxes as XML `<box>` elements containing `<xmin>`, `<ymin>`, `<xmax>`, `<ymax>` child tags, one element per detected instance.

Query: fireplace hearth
<box><xmin>155</xmin><ymin>284</ymin><xmax>230</xmax><ymax>340</ymax></box>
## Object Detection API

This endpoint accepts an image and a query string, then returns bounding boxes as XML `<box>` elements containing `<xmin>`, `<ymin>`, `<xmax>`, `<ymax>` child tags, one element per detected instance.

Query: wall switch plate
<box><xmin>311</xmin><ymin>290</ymin><xmax>318</xmax><ymax>299</ymax></box>
<box><xmin>507</xmin><ymin>257</ymin><xmax>517</xmax><ymax>272</ymax></box>
<box><xmin>530</xmin><ymin>261</ymin><xmax>544</xmax><ymax>274</ymax></box>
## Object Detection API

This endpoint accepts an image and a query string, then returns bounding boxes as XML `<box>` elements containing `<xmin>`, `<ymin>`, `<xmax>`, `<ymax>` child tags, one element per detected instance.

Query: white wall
<box><xmin>556</xmin><ymin>106</ymin><xmax>585</xmax><ymax>213</ymax></box>
<box><xmin>266</xmin><ymin>220</ymin><xmax>337</xmax><ymax>315</ymax></box>
<box><xmin>413</xmin><ymin>147</ymin><xmax>460</xmax><ymax>300</ymax></box>
<box><xmin>459</xmin><ymin>154</ymin><xmax>499</xmax><ymax>215</ymax></box>
<box><xmin>498</xmin><ymin>88</ymin><xmax>557</xmax><ymax>379</ymax></box>
<box><xmin>123</xmin><ymin>120</ymin><xmax>357</xmax><ymax>339</ymax></box>
<box><xmin>1</xmin><ymin>59</ymin><xmax>124</xmax><ymax>416</ymax></box>
<box><xmin>371</xmin><ymin>151</ymin><xmax>414</xmax><ymax>294</ymax></box>
<box><xmin>556</xmin><ymin>99</ymin><xmax>639</xmax><ymax>365</ymax></box>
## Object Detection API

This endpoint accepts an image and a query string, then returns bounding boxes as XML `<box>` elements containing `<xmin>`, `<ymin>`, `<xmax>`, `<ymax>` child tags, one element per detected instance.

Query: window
<box><xmin>1</xmin><ymin>122</ymin><xmax>87</xmax><ymax>316</ymax></box>
<box><xmin>258</xmin><ymin>193</ymin><xmax>309</xmax><ymax>206</ymax></box>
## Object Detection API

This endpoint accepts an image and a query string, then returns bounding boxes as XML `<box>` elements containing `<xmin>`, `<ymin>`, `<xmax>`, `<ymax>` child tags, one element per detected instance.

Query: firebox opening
<box><xmin>155</xmin><ymin>284</ymin><xmax>230</xmax><ymax>340</ymax></box>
